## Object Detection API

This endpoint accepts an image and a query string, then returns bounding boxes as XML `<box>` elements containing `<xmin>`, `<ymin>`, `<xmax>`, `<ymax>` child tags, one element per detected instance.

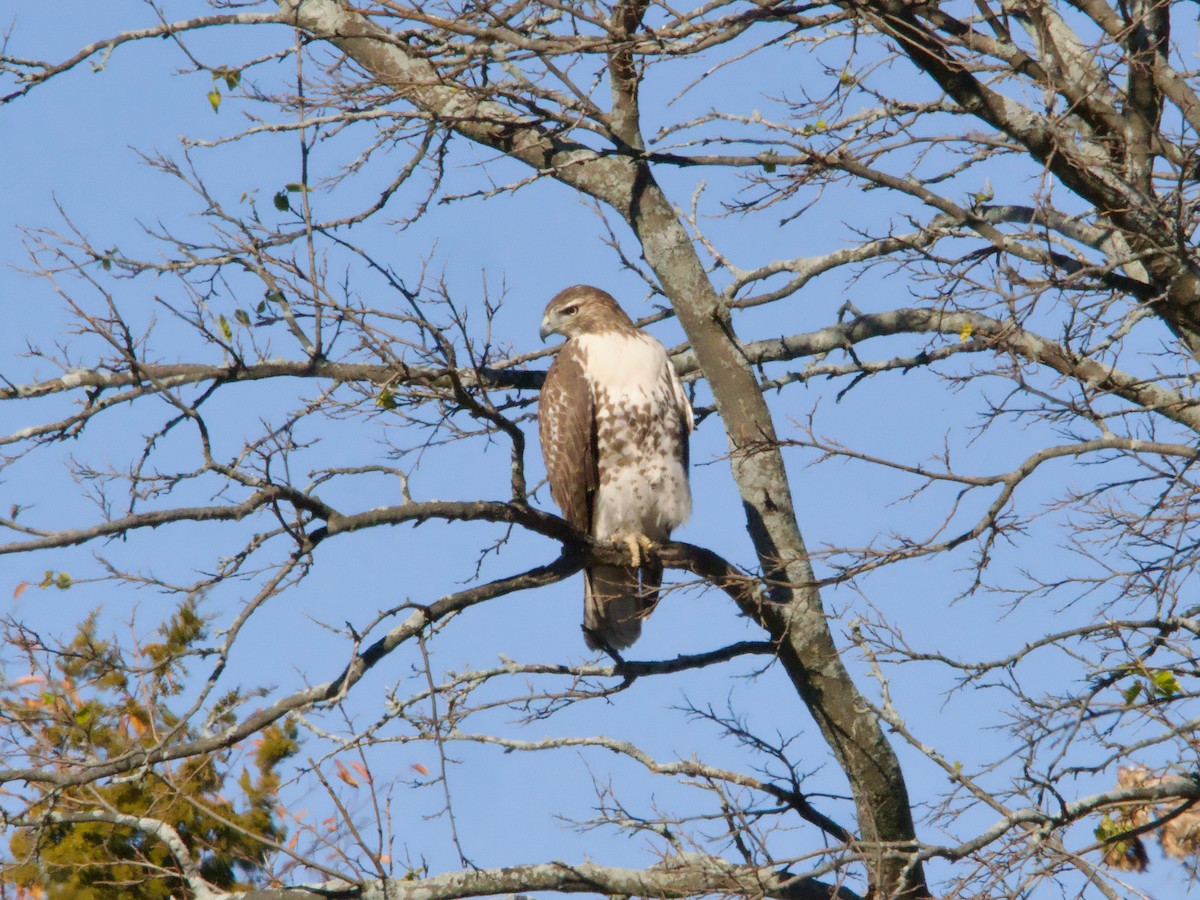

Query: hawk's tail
<box><xmin>583</xmin><ymin>563</ymin><xmax>661</xmax><ymax>651</ymax></box>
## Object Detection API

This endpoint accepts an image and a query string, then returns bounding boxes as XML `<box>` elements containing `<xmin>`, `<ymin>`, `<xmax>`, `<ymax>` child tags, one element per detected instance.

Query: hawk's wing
<box><xmin>538</xmin><ymin>341</ymin><xmax>596</xmax><ymax>533</ymax></box>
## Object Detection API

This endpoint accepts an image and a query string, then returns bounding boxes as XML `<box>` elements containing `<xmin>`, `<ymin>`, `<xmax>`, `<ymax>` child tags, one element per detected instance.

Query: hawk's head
<box><xmin>540</xmin><ymin>285</ymin><xmax>636</xmax><ymax>341</ymax></box>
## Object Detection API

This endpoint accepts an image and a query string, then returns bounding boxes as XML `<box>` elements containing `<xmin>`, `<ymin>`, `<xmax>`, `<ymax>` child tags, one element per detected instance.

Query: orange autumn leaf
<box><xmin>351</xmin><ymin>760</ymin><xmax>372</xmax><ymax>783</ymax></box>
<box><xmin>334</xmin><ymin>758</ymin><xmax>359</xmax><ymax>788</ymax></box>
<box><xmin>411</xmin><ymin>763</ymin><xmax>429</xmax><ymax>776</ymax></box>
<box><xmin>13</xmin><ymin>582</ymin><xmax>31</xmax><ymax>600</ymax></box>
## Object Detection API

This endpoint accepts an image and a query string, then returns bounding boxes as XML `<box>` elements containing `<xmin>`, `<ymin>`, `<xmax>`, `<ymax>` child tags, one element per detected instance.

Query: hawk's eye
<box><xmin>561</xmin><ymin>304</ymin><xmax>579</xmax><ymax>316</ymax></box>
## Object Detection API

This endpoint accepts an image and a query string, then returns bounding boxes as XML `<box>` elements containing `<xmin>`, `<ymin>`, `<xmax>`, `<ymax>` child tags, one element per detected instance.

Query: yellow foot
<box><xmin>613</xmin><ymin>532</ymin><xmax>655</xmax><ymax>567</ymax></box>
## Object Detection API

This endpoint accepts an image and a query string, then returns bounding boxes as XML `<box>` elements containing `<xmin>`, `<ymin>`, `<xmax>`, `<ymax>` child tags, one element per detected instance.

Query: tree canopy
<box><xmin>3</xmin><ymin>1</ymin><xmax>1200</xmax><ymax>898</ymax></box>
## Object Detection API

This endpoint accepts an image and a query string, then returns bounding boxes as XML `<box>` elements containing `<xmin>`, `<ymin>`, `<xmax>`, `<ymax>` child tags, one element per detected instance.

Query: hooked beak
<box><xmin>539</xmin><ymin>317</ymin><xmax>555</xmax><ymax>342</ymax></box>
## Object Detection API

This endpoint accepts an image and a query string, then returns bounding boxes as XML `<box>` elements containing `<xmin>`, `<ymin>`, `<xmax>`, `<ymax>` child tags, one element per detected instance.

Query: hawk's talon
<box><xmin>612</xmin><ymin>531</ymin><xmax>655</xmax><ymax>568</ymax></box>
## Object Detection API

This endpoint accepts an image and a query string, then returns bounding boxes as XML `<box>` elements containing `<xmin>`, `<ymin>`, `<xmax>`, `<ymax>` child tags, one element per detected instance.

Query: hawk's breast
<box><xmin>577</xmin><ymin>331</ymin><xmax>691</xmax><ymax>540</ymax></box>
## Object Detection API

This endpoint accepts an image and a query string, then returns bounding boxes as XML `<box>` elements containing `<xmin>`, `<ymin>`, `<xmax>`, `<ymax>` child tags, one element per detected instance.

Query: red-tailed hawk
<box><xmin>538</xmin><ymin>285</ymin><xmax>693</xmax><ymax>650</ymax></box>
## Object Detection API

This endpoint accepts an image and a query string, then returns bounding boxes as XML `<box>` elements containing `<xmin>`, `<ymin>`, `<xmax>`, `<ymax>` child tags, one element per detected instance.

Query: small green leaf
<box><xmin>218</xmin><ymin>314</ymin><xmax>233</xmax><ymax>341</ymax></box>
<box><xmin>207</xmin><ymin>88</ymin><xmax>221</xmax><ymax>113</ymax></box>
<box><xmin>1121</xmin><ymin>682</ymin><xmax>1141</xmax><ymax>705</ymax></box>
<box><xmin>761</xmin><ymin>150</ymin><xmax>777</xmax><ymax>174</ymax></box>
<box><xmin>264</xmin><ymin>289</ymin><xmax>284</xmax><ymax>305</ymax></box>
<box><xmin>1151</xmin><ymin>669</ymin><xmax>1181</xmax><ymax>697</ymax></box>
<box><xmin>377</xmin><ymin>389</ymin><xmax>397</xmax><ymax>410</ymax></box>
<box><xmin>38</xmin><ymin>571</ymin><xmax>72</xmax><ymax>590</ymax></box>
<box><xmin>273</xmin><ymin>191</ymin><xmax>289</xmax><ymax>212</ymax></box>
<box><xmin>224</xmin><ymin>70</ymin><xmax>241</xmax><ymax>90</ymax></box>
<box><xmin>73</xmin><ymin>707</ymin><xmax>93</xmax><ymax>726</ymax></box>
<box><xmin>1094</xmin><ymin>814</ymin><xmax>1120</xmax><ymax>842</ymax></box>
<box><xmin>101</xmin><ymin>257</ymin><xmax>111</xmax><ymax>271</ymax></box>
<box><xmin>284</xmin><ymin>182</ymin><xmax>310</xmax><ymax>193</ymax></box>
<box><xmin>234</xmin><ymin>309</ymin><xmax>251</xmax><ymax>326</ymax></box>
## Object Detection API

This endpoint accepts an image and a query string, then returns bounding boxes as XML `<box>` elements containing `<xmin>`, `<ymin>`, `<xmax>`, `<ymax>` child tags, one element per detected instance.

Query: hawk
<box><xmin>538</xmin><ymin>285</ymin><xmax>693</xmax><ymax>650</ymax></box>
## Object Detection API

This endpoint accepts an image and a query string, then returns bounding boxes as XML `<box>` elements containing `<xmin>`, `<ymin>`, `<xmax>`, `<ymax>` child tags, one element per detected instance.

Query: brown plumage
<box><xmin>538</xmin><ymin>285</ymin><xmax>692</xmax><ymax>650</ymax></box>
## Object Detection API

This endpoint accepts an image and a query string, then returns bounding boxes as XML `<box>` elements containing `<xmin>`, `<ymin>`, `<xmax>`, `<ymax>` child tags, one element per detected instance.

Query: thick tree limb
<box><xmin>237</xmin><ymin>858</ymin><xmax>862</xmax><ymax>900</ymax></box>
<box><xmin>848</xmin><ymin>0</ymin><xmax>1200</xmax><ymax>350</ymax></box>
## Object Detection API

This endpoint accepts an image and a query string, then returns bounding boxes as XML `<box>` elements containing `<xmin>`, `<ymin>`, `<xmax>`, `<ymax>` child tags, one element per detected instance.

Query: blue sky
<box><xmin>2</xmin><ymin>2</ymin><xmax>1197</xmax><ymax>897</ymax></box>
